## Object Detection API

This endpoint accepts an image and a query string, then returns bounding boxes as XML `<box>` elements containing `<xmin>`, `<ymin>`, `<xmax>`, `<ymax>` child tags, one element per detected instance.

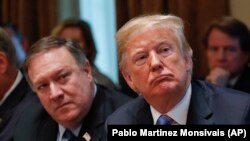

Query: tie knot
<box><xmin>156</xmin><ymin>115</ymin><xmax>174</xmax><ymax>125</ymax></box>
<box><xmin>63</xmin><ymin>129</ymin><xmax>77</xmax><ymax>141</ymax></box>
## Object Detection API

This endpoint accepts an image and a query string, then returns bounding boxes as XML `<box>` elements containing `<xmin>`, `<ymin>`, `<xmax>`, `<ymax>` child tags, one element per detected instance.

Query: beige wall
<box><xmin>230</xmin><ymin>0</ymin><xmax>250</xmax><ymax>28</ymax></box>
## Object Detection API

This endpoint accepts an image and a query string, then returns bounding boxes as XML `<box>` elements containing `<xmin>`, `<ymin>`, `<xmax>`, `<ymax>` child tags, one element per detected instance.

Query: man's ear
<box><xmin>82</xmin><ymin>61</ymin><xmax>92</xmax><ymax>77</ymax></box>
<box><xmin>121</xmin><ymin>70</ymin><xmax>137</xmax><ymax>92</ymax></box>
<box><xmin>185</xmin><ymin>55</ymin><xmax>193</xmax><ymax>73</ymax></box>
<box><xmin>0</xmin><ymin>52</ymin><xmax>8</xmax><ymax>74</ymax></box>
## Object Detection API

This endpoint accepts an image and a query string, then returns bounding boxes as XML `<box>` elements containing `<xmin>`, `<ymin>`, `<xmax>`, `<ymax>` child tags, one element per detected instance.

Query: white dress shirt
<box><xmin>150</xmin><ymin>83</ymin><xmax>192</xmax><ymax>125</ymax></box>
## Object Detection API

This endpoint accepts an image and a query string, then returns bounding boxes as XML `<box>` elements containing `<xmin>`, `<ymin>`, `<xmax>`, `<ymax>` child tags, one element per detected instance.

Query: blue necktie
<box><xmin>63</xmin><ymin>129</ymin><xmax>78</xmax><ymax>141</ymax></box>
<box><xmin>156</xmin><ymin>115</ymin><xmax>174</xmax><ymax>125</ymax></box>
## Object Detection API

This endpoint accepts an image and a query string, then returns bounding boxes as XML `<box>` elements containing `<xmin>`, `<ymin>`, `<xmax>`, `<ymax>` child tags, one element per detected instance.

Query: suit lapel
<box><xmin>37</xmin><ymin>114</ymin><xmax>58</xmax><ymax>141</ymax></box>
<box><xmin>78</xmin><ymin>86</ymin><xmax>105</xmax><ymax>141</ymax></box>
<box><xmin>136</xmin><ymin>97</ymin><xmax>154</xmax><ymax>124</ymax></box>
<box><xmin>187</xmin><ymin>81</ymin><xmax>214</xmax><ymax>124</ymax></box>
<box><xmin>0</xmin><ymin>77</ymin><xmax>29</xmax><ymax>131</ymax></box>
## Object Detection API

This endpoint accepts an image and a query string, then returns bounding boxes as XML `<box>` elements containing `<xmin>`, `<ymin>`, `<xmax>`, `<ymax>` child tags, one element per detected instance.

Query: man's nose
<box><xmin>217</xmin><ymin>49</ymin><xmax>227</xmax><ymax>60</ymax></box>
<box><xmin>49</xmin><ymin>83</ymin><xmax>63</xmax><ymax>100</ymax></box>
<box><xmin>150</xmin><ymin>52</ymin><xmax>163</xmax><ymax>72</ymax></box>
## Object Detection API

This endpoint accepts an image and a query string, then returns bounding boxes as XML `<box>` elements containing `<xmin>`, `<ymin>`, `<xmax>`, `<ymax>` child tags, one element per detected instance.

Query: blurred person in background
<box><xmin>51</xmin><ymin>18</ymin><xmax>117</xmax><ymax>90</ymax></box>
<box><xmin>0</xmin><ymin>22</ymin><xmax>27</xmax><ymax>68</ymax></box>
<box><xmin>0</xmin><ymin>28</ymin><xmax>36</xmax><ymax>141</ymax></box>
<box><xmin>203</xmin><ymin>16</ymin><xmax>250</xmax><ymax>93</ymax></box>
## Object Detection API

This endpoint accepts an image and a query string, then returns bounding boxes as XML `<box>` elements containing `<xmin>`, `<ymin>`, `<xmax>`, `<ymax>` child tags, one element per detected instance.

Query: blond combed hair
<box><xmin>116</xmin><ymin>14</ymin><xmax>193</xmax><ymax>70</ymax></box>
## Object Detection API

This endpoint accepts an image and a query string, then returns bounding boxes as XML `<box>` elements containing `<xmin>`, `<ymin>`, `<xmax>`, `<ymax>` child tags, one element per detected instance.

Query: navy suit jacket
<box><xmin>106</xmin><ymin>80</ymin><xmax>250</xmax><ymax>125</ymax></box>
<box><xmin>232</xmin><ymin>66</ymin><xmax>250</xmax><ymax>93</ymax></box>
<box><xmin>0</xmin><ymin>77</ymin><xmax>36</xmax><ymax>141</ymax></box>
<box><xmin>14</xmin><ymin>84</ymin><xmax>132</xmax><ymax>141</ymax></box>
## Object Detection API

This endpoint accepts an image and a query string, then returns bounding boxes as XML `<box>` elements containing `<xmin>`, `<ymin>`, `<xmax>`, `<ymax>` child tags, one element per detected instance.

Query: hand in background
<box><xmin>206</xmin><ymin>68</ymin><xmax>230</xmax><ymax>87</ymax></box>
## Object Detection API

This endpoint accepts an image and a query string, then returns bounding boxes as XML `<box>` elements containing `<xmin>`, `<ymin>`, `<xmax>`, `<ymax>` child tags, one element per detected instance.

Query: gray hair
<box><xmin>23</xmin><ymin>36</ymin><xmax>88</xmax><ymax>85</ymax></box>
<box><xmin>0</xmin><ymin>28</ymin><xmax>17</xmax><ymax>66</ymax></box>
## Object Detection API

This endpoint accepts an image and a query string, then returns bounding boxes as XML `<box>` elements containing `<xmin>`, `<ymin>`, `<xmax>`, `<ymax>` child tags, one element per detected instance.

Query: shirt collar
<box><xmin>57</xmin><ymin>124</ymin><xmax>81</xmax><ymax>141</ymax></box>
<box><xmin>57</xmin><ymin>84</ymin><xmax>97</xmax><ymax>141</ymax></box>
<box><xmin>150</xmin><ymin>83</ymin><xmax>192</xmax><ymax>125</ymax></box>
<box><xmin>0</xmin><ymin>70</ymin><xmax>22</xmax><ymax>105</ymax></box>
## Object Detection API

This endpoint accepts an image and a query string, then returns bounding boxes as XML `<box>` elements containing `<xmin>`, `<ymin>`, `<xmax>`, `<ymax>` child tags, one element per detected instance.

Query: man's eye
<box><xmin>135</xmin><ymin>55</ymin><xmax>147</xmax><ymax>65</ymax></box>
<box><xmin>227</xmin><ymin>46</ymin><xmax>238</xmax><ymax>52</ymax></box>
<box><xmin>61</xmin><ymin>74</ymin><xmax>67</xmax><ymax>79</ymax></box>
<box><xmin>160</xmin><ymin>47</ymin><xmax>172</xmax><ymax>57</ymax></box>
<box><xmin>58</xmin><ymin>73</ymin><xmax>69</xmax><ymax>83</ymax></box>
<box><xmin>37</xmin><ymin>84</ymin><xmax>48</xmax><ymax>91</ymax></box>
<box><xmin>208</xmin><ymin>47</ymin><xmax>218</xmax><ymax>53</ymax></box>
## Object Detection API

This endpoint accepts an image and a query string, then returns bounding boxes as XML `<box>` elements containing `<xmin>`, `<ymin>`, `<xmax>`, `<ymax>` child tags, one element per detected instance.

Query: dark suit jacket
<box><xmin>232</xmin><ymin>66</ymin><xmax>250</xmax><ymax>93</ymax></box>
<box><xmin>106</xmin><ymin>80</ymin><xmax>250</xmax><ymax>125</ymax></box>
<box><xmin>14</xmin><ymin>84</ymin><xmax>132</xmax><ymax>141</ymax></box>
<box><xmin>0</xmin><ymin>77</ymin><xmax>36</xmax><ymax>141</ymax></box>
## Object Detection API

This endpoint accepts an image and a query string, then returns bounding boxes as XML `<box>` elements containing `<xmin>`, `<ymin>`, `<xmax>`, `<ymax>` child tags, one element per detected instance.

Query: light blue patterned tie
<box><xmin>156</xmin><ymin>115</ymin><xmax>174</xmax><ymax>125</ymax></box>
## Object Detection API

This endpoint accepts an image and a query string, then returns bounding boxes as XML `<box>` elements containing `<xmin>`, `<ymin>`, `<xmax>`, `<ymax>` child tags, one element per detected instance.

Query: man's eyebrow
<box><xmin>33</xmin><ymin>68</ymin><xmax>66</xmax><ymax>85</ymax></box>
